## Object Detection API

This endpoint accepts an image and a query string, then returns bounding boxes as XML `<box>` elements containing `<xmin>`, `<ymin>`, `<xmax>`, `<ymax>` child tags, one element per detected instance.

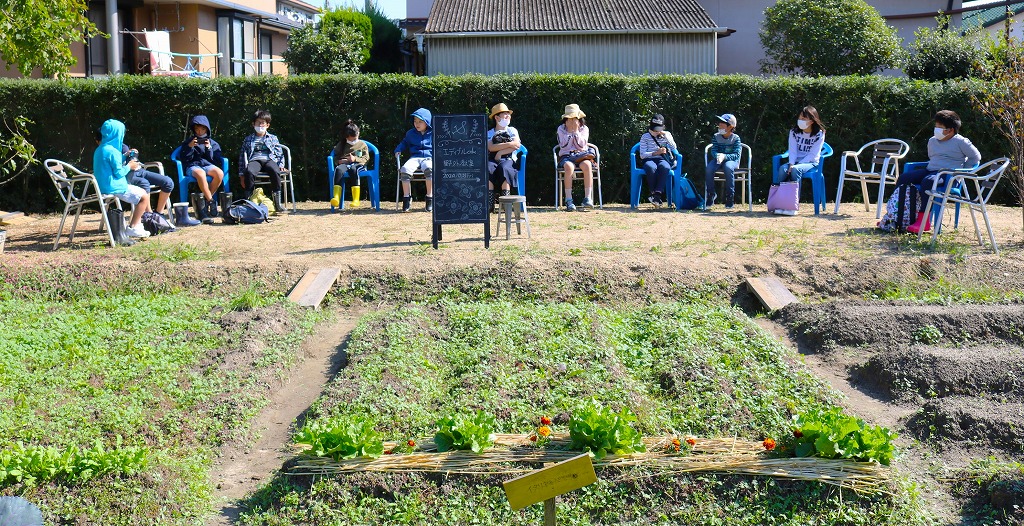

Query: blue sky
<box><xmin>327</xmin><ymin>0</ymin><xmax>406</xmax><ymax>19</ymax></box>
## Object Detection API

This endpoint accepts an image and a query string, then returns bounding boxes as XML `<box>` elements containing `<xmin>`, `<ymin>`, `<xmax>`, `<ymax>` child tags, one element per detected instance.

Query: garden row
<box><xmin>0</xmin><ymin>73</ymin><xmax>1011</xmax><ymax>212</ymax></box>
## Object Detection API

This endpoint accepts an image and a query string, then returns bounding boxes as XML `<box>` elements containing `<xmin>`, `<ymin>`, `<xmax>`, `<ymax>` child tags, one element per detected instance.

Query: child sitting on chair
<box><xmin>94</xmin><ymin>130</ymin><xmax>176</xmax><ymax>219</ymax></box>
<box><xmin>487</xmin><ymin>103</ymin><xmax>522</xmax><ymax>212</ymax></box>
<box><xmin>239</xmin><ymin>109</ymin><xmax>286</xmax><ymax>213</ymax></box>
<box><xmin>894</xmin><ymin>110</ymin><xmax>981</xmax><ymax>190</ymax></box>
<box><xmin>557</xmin><ymin>104</ymin><xmax>595</xmax><ymax>212</ymax></box>
<box><xmin>94</xmin><ymin>119</ymin><xmax>152</xmax><ymax>241</ymax></box>
<box><xmin>704</xmin><ymin>113</ymin><xmax>740</xmax><ymax>209</ymax></box>
<box><xmin>394</xmin><ymin>108</ymin><xmax>433</xmax><ymax>213</ymax></box>
<box><xmin>332</xmin><ymin>119</ymin><xmax>369</xmax><ymax>206</ymax></box>
<box><xmin>179</xmin><ymin>114</ymin><xmax>224</xmax><ymax>224</ymax></box>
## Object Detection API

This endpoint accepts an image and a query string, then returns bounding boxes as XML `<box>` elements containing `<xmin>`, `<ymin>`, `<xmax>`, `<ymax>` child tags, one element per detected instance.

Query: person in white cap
<box><xmin>556</xmin><ymin>104</ymin><xmax>595</xmax><ymax>211</ymax></box>
<box><xmin>704</xmin><ymin>113</ymin><xmax>741</xmax><ymax>209</ymax></box>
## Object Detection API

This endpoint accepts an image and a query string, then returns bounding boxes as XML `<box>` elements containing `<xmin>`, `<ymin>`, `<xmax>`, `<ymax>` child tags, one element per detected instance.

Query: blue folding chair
<box><xmin>772</xmin><ymin>142</ymin><xmax>833</xmax><ymax>215</ymax></box>
<box><xmin>629</xmin><ymin>143</ymin><xmax>684</xmax><ymax>208</ymax></box>
<box><xmin>328</xmin><ymin>140</ymin><xmax>381</xmax><ymax>211</ymax></box>
<box><xmin>171</xmin><ymin>145</ymin><xmax>229</xmax><ymax>203</ymax></box>
<box><xmin>512</xmin><ymin>145</ymin><xmax>528</xmax><ymax>196</ymax></box>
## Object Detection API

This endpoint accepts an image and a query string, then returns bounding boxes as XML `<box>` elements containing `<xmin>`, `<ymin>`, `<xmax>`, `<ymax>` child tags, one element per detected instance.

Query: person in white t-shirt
<box><xmin>777</xmin><ymin>106</ymin><xmax>826</xmax><ymax>183</ymax></box>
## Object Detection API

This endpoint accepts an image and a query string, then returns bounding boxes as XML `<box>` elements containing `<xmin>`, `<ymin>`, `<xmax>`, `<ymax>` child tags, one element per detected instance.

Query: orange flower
<box><xmin>540</xmin><ymin>416</ymin><xmax>552</xmax><ymax>426</ymax></box>
<box><xmin>384</xmin><ymin>449</ymin><xmax>394</xmax><ymax>455</ymax></box>
<box><xmin>529</xmin><ymin>435</ymin><xmax>538</xmax><ymax>442</ymax></box>
<box><xmin>763</xmin><ymin>438</ymin><xmax>776</xmax><ymax>451</ymax></box>
<box><xmin>407</xmin><ymin>439</ymin><xmax>416</xmax><ymax>447</ymax></box>
<box><xmin>671</xmin><ymin>438</ymin><xmax>681</xmax><ymax>447</ymax></box>
<box><xmin>537</xmin><ymin>426</ymin><xmax>552</xmax><ymax>437</ymax></box>
<box><xmin>685</xmin><ymin>436</ymin><xmax>696</xmax><ymax>446</ymax></box>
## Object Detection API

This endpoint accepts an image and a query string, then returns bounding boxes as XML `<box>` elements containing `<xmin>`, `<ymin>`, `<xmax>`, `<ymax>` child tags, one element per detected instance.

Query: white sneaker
<box><xmin>126</xmin><ymin>224</ymin><xmax>151</xmax><ymax>238</ymax></box>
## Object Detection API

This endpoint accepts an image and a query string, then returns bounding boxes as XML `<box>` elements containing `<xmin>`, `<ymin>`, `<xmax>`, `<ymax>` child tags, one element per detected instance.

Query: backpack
<box><xmin>224</xmin><ymin>199</ymin><xmax>269</xmax><ymax>225</ymax></box>
<box><xmin>879</xmin><ymin>184</ymin><xmax>921</xmax><ymax>233</ymax></box>
<box><xmin>141</xmin><ymin>211</ymin><xmax>175</xmax><ymax>235</ymax></box>
<box><xmin>675</xmin><ymin>176</ymin><xmax>704</xmax><ymax>210</ymax></box>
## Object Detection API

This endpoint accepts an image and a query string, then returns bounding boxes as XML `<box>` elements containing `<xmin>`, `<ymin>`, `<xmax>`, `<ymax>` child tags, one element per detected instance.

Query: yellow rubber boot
<box><xmin>351</xmin><ymin>185</ymin><xmax>361</xmax><ymax>207</ymax></box>
<box><xmin>330</xmin><ymin>185</ymin><xmax>342</xmax><ymax>207</ymax></box>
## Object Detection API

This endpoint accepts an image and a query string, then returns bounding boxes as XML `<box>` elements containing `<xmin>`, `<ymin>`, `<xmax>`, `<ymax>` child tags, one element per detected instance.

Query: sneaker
<box><xmin>724</xmin><ymin>204</ymin><xmax>735</xmax><ymax>210</ymax></box>
<box><xmin>580</xmin><ymin>197</ymin><xmax>594</xmax><ymax>210</ymax></box>
<box><xmin>425</xmin><ymin>196</ymin><xmax>433</xmax><ymax>212</ymax></box>
<box><xmin>647</xmin><ymin>195</ymin><xmax>657</xmax><ymax>207</ymax></box>
<box><xmin>564</xmin><ymin>198</ymin><xmax>576</xmax><ymax>212</ymax></box>
<box><xmin>402</xmin><ymin>196</ymin><xmax>412</xmax><ymax>213</ymax></box>
<box><xmin>126</xmin><ymin>225</ymin><xmax>150</xmax><ymax>238</ymax></box>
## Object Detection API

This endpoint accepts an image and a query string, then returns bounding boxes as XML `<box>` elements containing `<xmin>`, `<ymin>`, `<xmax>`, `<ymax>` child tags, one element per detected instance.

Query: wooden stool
<box><xmin>495</xmin><ymin>195</ymin><xmax>530</xmax><ymax>240</ymax></box>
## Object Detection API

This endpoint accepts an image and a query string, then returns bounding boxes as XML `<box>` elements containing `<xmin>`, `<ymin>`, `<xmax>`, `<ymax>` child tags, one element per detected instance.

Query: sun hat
<box><xmin>716</xmin><ymin>113</ymin><xmax>737</xmax><ymax>127</ymax></box>
<box><xmin>561</xmin><ymin>104</ymin><xmax>586</xmax><ymax>119</ymax></box>
<box><xmin>490</xmin><ymin>103</ymin><xmax>513</xmax><ymax>119</ymax></box>
<box><xmin>649</xmin><ymin>114</ymin><xmax>666</xmax><ymax>131</ymax></box>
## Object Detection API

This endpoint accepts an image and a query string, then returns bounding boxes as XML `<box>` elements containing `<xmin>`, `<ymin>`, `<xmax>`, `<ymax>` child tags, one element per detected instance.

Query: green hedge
<box><xmin>0</xmin><ymin>73</ymin><xmax>1012</xmax><ymax>213</ymax></box>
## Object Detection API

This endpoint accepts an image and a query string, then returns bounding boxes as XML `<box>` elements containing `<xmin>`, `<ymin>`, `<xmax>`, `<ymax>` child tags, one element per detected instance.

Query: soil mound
<box><xmin>855</xmin><ymin>345</ymin><xmax>1024</xmax><ymax>401</ymax></box>
<box><xmin>777</xmin><ymin>302</ymin><xmax>1024</xmax><ymax>350</ymax></box>
<box><xmin>906</xmin><ymin>397</ymin><xmax>1024</xmax><ymax>451</ymax></box>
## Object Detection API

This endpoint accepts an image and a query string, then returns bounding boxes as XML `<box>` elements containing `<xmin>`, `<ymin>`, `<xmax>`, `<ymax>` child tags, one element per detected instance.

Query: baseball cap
<box><xmin>716</xmin><ymin>113</ymin><xmax>737</xmax><ymax>127</ymax></box>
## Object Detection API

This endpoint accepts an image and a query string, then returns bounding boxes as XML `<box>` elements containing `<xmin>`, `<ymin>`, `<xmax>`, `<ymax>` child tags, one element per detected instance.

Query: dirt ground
<box><xmin>3</xmin><ymin>199</ymin><xmax>1024</xmax><ymax>524</ymax></box>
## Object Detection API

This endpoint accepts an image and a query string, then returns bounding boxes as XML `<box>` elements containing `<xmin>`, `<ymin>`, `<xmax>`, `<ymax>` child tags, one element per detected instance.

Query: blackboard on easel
<box><xmin>432</xmin><ymin>114</ymin><xmax>490</xmax><ymax>249</ymax></box>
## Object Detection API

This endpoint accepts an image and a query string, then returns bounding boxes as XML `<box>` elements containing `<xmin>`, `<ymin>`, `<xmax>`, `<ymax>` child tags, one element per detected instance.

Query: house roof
<box><xmin>424</xmin><ymin>0</ymin><xmax>720</xmax><ymax>34</ymax></box>
<box><xmin>962</xmin><ymin>2</ymin><xmax>1024</xmax><ymax>30</ymax></box>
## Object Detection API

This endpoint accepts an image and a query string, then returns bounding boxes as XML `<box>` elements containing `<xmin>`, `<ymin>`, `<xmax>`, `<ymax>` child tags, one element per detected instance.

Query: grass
<box><xmin>0</xmin><ymin>267</ymin><xmax>324</xmax><ymax>525</ymax></box>
<box><xmin>950</xmin><ymin>458</ymin><xmax>1024</xmax><ymax>526</ymax></box>
<box><xmin>868</xmin><ymin>276</ymin><xmax>1024</xmax><ymax>304</ymax></box>
<box><xmin>237</xmin><ymin>301</ymin><xmax>929</xmax><ymax>526</ymax></box>
<box><xmin>127</xmin><ymin>241</ymin><xmax>220</xmax><ymax>262</ymax></box>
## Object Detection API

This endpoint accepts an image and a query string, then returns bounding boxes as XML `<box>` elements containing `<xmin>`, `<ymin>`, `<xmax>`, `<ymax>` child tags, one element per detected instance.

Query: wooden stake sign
<box><xmin>502</xmin><ymin>453</ymin><xmax>597</xmax><ymax>524</ymax></box>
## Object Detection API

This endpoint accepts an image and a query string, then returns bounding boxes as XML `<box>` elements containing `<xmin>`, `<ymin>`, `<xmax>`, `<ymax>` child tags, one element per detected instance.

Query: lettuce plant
<box><xmin>294</xmin><ymin>414</ymin><xmax>384</xmax><ymax>460</ymax></box>
<box><xmin>568</xmin><ymin>399</ymin><xmax>646</xmax><ymax>459</ymax></box>
<box><xmin>782</xmin><ymin>408</ymin><xmax>897</xmax><ymax>465</ymax></box>
<box><xmin>433</xmin><ymin>411</ymin><xmax>496</xmax><ymax>453</ymax></box>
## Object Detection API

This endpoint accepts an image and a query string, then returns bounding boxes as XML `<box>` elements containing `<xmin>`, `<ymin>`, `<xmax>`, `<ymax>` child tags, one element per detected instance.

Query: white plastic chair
<box><xmin>703</xmin><ymin>143</ymin><xmax>754</xmax><ymax>211</ymax></box>
<box><xmin>918</xmin><ymin>157</ymin><xmax>1010</xmax><ymax>254</ymax></box>
<box><xmin>242</xmin><ymin>144</ymin><xmax>295</xmax><ymax>212</ymax></box>
<box><xmin>45</xmin><ymin>159</ymin><xmax>122</xmax><ymax>250</ymax></box>
<box><xmin>394</xmin><ymin>152</ymin><xmax>431</xmax><ymax>210</ymax></box>
<box><xmin>552</xmin><ymin>143</ymin><xmax>603</xmax><ymax>210</ymax></box>
<box><xmin>834</xmin><ymin>139</ymin><xmax>910</xmax><ymax>218</ymax></box>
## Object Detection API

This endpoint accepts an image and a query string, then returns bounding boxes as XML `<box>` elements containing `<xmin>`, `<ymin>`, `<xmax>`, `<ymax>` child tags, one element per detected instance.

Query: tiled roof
<box><xmin>962</xmin><ymin>2</ymin><xmax>1024</xmax><ymax>30</ymax></box>
<box><xmin>424</xmin><ymin>0</ymin><xmax>719</xmax><ymax>33</ymax></box>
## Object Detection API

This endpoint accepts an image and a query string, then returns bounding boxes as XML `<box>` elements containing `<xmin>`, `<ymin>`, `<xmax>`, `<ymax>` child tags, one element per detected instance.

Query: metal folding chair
<box><xmin>45</xmin><ymin>159</ymin><xmax>122</xmax><ymax>250</ymax></box>
<box><xmin>553</xmin><ymin>143</ymin><xmax>602</xmax><ymax>210</ymax></box>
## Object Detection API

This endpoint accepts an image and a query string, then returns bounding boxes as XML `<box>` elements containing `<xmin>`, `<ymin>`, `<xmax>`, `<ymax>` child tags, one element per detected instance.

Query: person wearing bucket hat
<box><xmin>557</xmin><ymin>104</ymin><xmax>595</xmax><ymax>211</ymax></box>
<box><xmin>704</xmin><ymin>113</ymin><xmax>742</xmax><ymax>209</ymax></box>
<box><xmin>638</xmin><ymin>114</ymin><xmax>678</xmax><ymax>208</ymax></box>
<box><xmin>487</xmin><ymin>103</ymin><xmax>523</xmax><ymax>212</ymax></box>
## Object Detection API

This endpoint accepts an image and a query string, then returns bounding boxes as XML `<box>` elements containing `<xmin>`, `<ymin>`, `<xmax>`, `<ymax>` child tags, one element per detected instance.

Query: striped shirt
<box><xmin>639</xmin><ymin>131</ymin><xmax>678</xmax><ymax>159</ymax></box>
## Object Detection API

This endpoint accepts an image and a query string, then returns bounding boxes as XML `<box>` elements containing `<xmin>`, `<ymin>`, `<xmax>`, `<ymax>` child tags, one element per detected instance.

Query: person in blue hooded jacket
<box><xmin>394</xmin><ymin>108</ymin><xmax>433</xmax><ymax>212</ymax></box>
<box><xmin>94</xmin><ymin>119</ymin><xmax>152</xmax><ymax>239</ymax></box>
<box><xmin>179</xmin><ymin>114</ymin><xmax>225</xmax><ymax>222</ymax></box>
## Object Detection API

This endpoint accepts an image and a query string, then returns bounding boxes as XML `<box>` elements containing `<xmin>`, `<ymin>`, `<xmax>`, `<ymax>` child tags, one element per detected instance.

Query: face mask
<box><xmin>346</xmin><ymin>139</ymin><xmax>358</xmax><ymax>145</ymax></box>
<box><xmin>934</xmin><ymin>127</ymin><xmax>947</xmax><ymax>139</ymax></box>
<box><xmin>797</xmin><ymin>119</ymin><xmax>811</xmax><ymax>130</ymax></box>
<box><xmin>254</xmin><ymin>126</ymin><xmax>267</xmax><ymax>134</ymax></box>
<box><xmin>716</xmin><ymin>129</ymin><xmax>726</xmax><ymax>136</ymax></box>
<box><xmin>497</xmin><ymin>117</ymin><xmax>511</xmax><ymax>128</ymax></box>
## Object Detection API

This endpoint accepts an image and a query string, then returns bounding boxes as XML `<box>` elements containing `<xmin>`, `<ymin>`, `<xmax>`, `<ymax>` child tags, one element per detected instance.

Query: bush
<box><xmin>321</xmin><ymin>7</ymin><xmax>373</xmax><ymax>65</ymax></box>
<box><xmin>760</xmin><ymin>0</ymin><xmax>904</xmax><ymax>76</ymax></box>
<box><xmin>283</xmin><ymin>23</ymin><xmax>368</xmax><ymax>74</ymax></box>
<box><xmin>905</xmin><ymin>18</ymin><xmax>986</xmax><ymax>81</ymax></box>
<box><xmin>0</xmin><ymin>73</ymin><xmax>1012</xmax><ymax>213</ymax></box>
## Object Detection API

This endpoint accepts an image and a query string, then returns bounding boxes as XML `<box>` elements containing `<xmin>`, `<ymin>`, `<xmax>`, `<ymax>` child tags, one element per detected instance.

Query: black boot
<box><xmin>219</xmin><ymin>192</ymin><xmax>233</xmax><ymax>221</ymax></box>
<box><xmin>208</xmin><ymin>195</ymin><xmax>219</xmax><ymax>220</ymax></box>
<box><xmin>172</xmin><ymin>202</ymin><xmax>201</xmax><ymax>227</ymax></box>
<box><xmin>272</xmin><ymin>190</ymin><xmax>283</xmax><ymax>213</ymax></box>
<box><xmin>425</xmin><ymin>196</ymin><xmax>433</xmax><ymax>212</ymax></box>
<box><xmin>191</xmin><ymin>193</ymin><xmax>213</xmax><ymax>225</ymax></box>
<box><xmin>106</xmin><ymin>208</ymin><xmax>135</xmax><ymax>246</ymax></box>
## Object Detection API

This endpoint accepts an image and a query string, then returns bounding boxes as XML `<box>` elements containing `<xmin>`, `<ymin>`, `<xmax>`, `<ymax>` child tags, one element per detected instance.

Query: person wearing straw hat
<box><xmin>557</xmin><ymin>104</ymin><xmax>595</xmax><ymax>211</ymax></box>
<box><xmin>487</xmin><ymin>103</ymin><xmax>522</xmax><ymax>212</ymax></box>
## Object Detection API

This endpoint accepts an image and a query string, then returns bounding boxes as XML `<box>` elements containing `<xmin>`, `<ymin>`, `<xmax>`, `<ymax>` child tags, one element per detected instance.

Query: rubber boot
<box><xmin>208</xmin><ymin>195</ymin><xmax>219</xmax><ymax>219</ymax></box>
<box><xmin>906</xmin><ymin>212</ymin><xmax>932</xmax><ymax>234</ymax></box>
<box><xmin>330</xmin><ymin>185</ymin><xmax>342</xmax><ymax>207</ymax></box>
<box><xmin>351</xmin><ymin>185</ymin><xmax>361</xmax><ymax>207</ymax></box>
<box><xmin>191</xmin><ymin>193</ymin><xmax>213</xmax><ymax>225</ymax></box>
<box><xmin>219</xmin><ymin>192</ymin><xmax>233</xmax><ymax>221</ymax></box>
<box><xmin>106</xmin><ymin>208</ymin><xmax>135</xmax><ymax>246</ymax></box>
<box><xmin>272</xmin><ymin>190</ymin><xmax>284</xmax><ymax>213</ymax></box>
<box><xmin>172</xmin><ymin>202</ymin><xmax>201</xmax><ymax>227</ymax></box>
<box><xmin>425</xmin><ymin>196</ymin><xmax>433</xmax><ymax>212</ymax></box>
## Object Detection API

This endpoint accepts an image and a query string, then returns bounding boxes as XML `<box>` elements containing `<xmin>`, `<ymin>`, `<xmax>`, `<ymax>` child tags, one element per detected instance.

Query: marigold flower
<box><xmin>685</xmin><ymin>436</ymin><xmax>696</xmax><ymax>446</ymax></box>
<box><xmin>407</xmin><ymin>440</ymin><xmax>416</xmax><ymax>447</ymax></box>
<box><xmin>537</xmin><ymin>426</ymin><xmax>552</xmax><ymax>437</ymax></box>
<box><xmin>529</xmin><ymin>435</ymin><xmax>538</xmax><ymax>442</ymax></box>
<box><xmin>671</xmin><ymin>438</ymin><xmax>681</xmax><ymax>447</ymax></box>
<box><xmin>540</xmin><ymin>416</ymin><xmax>552</xmax><ymax>426</ymax></box>
<box><xmin>384</xmin><ymin>449</ymin><xmax>394</xmax><ymax>455</ymax></box>
<box><xmin>763</xmin><ymin>438</ymin><xmax>776</xmax><ymax>451</ymax></box>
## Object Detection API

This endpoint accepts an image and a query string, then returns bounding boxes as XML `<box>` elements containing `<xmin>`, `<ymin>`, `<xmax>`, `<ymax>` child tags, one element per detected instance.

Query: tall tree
<box><xmin>760</xmin><ymin>0</ymin><xmax>903</xmax><ymax>76</ymax></box>
<box><xmin>974</xmin><ymin>44</ymin><xmax>1024</xmax><ymax>233</ymax></box>
<box><xmin>0</xmin><ymin>0</ymin><xmax>102</xmax><ymax>78</ymax></box>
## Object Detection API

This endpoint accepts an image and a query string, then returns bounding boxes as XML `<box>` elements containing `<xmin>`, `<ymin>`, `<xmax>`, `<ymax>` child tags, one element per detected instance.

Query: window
<box><xmin>217</xmin><ymin>13</ymin><xmax>256</xmax><ymax>77</ymax></box>
<box><xmin>259</xmin><ymin>32</ymin><xmax>273</xmax><ymax>75</ymax></box>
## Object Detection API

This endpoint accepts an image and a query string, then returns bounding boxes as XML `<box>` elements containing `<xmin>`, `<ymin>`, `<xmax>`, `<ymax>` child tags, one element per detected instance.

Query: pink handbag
<box><xmin>767</xmin><ymin>181</ymin><xmax>800</xmax><ymax>214</ymax></box>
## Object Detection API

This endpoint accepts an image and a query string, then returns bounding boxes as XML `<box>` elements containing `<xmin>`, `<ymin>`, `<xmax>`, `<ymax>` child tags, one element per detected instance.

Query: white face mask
<box><xmin>254</xmin><ymin>126</ymin><xmax>267</xmax><ymax>134</ymax></box>
<box><xmin>497</xmin><ymin>117</ymin><xmax>511</xmax><ymax>128</ymax></box>
<box><xmin>934</xmin><ymin>127</ymin><xmax>947</xmax><ymax>139</ymax></box>
<box><xmin>797</xmin><ymin>119</ymin><xmax>811</xmax><ymax>130</ymax></box>
<box><xmin>716</xmin><ymin>128</ymin><xmax>726</xmax><ymax>136</ymax></box>
<box><xmin>346</xmin><ymin>139</ymin><xmax>359</xmax><ymax>145</ymax></box>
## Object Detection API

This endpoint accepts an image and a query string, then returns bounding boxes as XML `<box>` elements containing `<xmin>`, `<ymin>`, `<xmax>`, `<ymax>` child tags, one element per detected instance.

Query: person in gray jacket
<box><xmin>895</xmin><ymin>109</ymin><xmax>981</xmax><ymax>190</ymax></box>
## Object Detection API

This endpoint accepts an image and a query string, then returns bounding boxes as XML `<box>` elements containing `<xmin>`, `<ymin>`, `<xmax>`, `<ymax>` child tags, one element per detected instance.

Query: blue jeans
<box><xmin>642</xmin><ymin>158</ymin><xmax>671</xmax><ymax>197</ymax></box>
<box><xmin>129</xmin><ymin>168</ymin><xmax>174</xmax><ymax>193</ymax></box>
<box><xmin>705</xmin><ymin>160</ymin><xmax>738</xmax><ymax>204</ymax></box>
<box><xmin>777</xmin><ymin>162</ymin><xmax>817</xmax><ymax>183</ymax></box>
<box><xmin>895</xmin><ymin>165</ymin><xmax>937</xmax><ymax>187</ymax></box>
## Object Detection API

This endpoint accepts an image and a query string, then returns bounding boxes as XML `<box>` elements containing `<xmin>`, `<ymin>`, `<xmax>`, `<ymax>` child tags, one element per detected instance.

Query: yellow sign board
<box><xmin>502</xmin><ymin>454</ymin><xmax>597</xmax><ymax>510</ymax></box>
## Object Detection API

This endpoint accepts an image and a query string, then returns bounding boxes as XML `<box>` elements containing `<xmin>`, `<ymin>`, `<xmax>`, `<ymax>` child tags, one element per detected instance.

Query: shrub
<box><xmin>905</xmin><ymin>18</ymin><xmax>986</xmax><ymax>81</ymax></box>
<box><xmin>321</xmin><ymin>7</ymin><xmax>373</xmax><ymax>65</ymax></box>
<box><xmin>760</xmin><ymin>0</ymin><xmax>904</xmax><ymax>76</ymax></box>
<box><xmin>283</xmin><ymin>22</ymin><xmax>368</xmax><ymax>74</ymax></box>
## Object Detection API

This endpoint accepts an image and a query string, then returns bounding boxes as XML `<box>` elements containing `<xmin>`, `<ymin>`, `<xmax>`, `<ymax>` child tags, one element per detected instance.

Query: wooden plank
<box><xmin>746</xmin><ymin>276</ymin><xmax>800</xmax><ymax>312</ymax></box>
<box><xmin>502</xmin><ymin>453</ymin><xmax>597</xmax><ymax>511</ymax></box>
<box><xmin>287</xmin><ymin>268</ymin><xmax>341</xmax><ymax>309</ymax></box>
<box><xmin>0</xmin><ymin>211</ymin><xmax>33</xmax><ymax>225</ymax></box>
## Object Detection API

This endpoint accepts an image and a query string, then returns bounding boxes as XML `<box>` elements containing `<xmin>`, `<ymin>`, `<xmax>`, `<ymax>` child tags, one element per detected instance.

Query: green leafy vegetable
<box><xmin>568</xmin><ymin>399</ymin><xmax>647</xmax><ymax>459</ymax></box>
<box><xmin>294</xmin><ymin>414</ymin><xmax>384</xmax><ymax>460</ymax></box>
<box><xmin>782</xmin><ymin>408</ymin><xmax>897</xmax><ymax>465</ymax></box>
<box><xmin>433</xmin><ymin>411</ymin><xmax>496</xmax><ymax>453</ymax></box>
